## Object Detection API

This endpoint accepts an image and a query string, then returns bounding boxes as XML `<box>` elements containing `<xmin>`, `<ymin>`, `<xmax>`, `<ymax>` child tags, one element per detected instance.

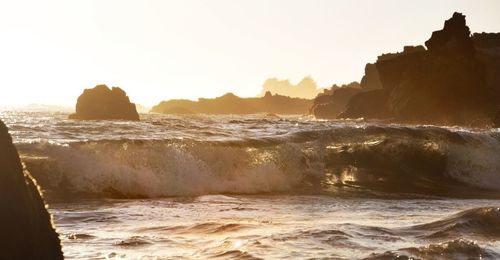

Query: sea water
<box><xmin>2</xmin><ymin>110</ymin><xmax>500</xmax><ymax>259</ymax></box>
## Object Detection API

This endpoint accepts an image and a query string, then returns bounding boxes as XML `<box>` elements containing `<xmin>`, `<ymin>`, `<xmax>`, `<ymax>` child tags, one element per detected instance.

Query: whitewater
<box><xmin>2</xmin><ymin>110</ymin><xmax>500</xmax><ymax>259</ymax></box>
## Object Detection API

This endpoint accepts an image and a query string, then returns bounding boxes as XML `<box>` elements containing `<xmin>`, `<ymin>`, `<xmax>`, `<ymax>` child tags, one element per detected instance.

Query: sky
<box><xmin>0</xmin><ymin>0</ymin><xmax>499</xmax><ymax>107</ymax></box>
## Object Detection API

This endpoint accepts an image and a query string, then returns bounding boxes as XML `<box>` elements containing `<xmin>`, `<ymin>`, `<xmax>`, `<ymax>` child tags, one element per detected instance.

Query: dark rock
<box><xmin>473</xmin><ymin>33</ymin><xmax>500</xmax><ymax>49</ymax></box>
<box><xmin>338</xmin><ymin>89</ymin><xmax>393</xmax><ymax>119</ymax></box>
<box><xmin>378</xmin><ymin>13</ymin><xmax>494</xmax><ymax>124</ymax></box>
<box><xmin>376</xmin><ymin>45</ymin><xmax>426</xmax><ymax>63</ymax></box>
<box><xmin>0</xmin><ymin>120</ymin><xmax>63</xmax><ymax>259</ymax></box>
<box><xmin>360</xmin><ymin>63</ymin><xmax>383</xmax><ymax>90</ymax></box>
<box><xmin>311</xmin><ymin>84</ymin><xmax>363</xmax><ymax>119</ymax></box>
<box><xmin>474</xmin><ymin>33</ymin><xmax>500</xmax><ymax>100</ymax></box>
<box><xmin>311</xmin><ymin>60</ymin><xmax>386</xmax><ymax>120</ymax></box>
<box><xmin>375</xmin><ymin>47</ymin><xmax>426</xmax><ymax>93</ymax></box>
<box><xmin>340</xmin><ymin>12</ymin><xmax>500</xmax><ymax>126</ymax></box>
<box><xmin>151</xmin><ymin>92</ymin><xmax>312</xmax><ymax>115</ymax></box>
<box><xmin>425</xmin><ymin>12</ymin><xmax>475</xmax><ymax>57</ymax></box>
<box><xmin>69</xmin><ymin>85</ymin><xmax>140</xmax><ymax>120</ymax></box>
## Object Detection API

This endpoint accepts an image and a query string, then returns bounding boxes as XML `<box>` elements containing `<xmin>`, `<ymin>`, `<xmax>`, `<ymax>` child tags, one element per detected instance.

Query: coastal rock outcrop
<box><xmin>339</xmin><ymin>12</ymin><xmax>500</xmax><ymax>126</ymax></box>
<box><xmin>151</xmin><ymin>91</ymin><xmax>312</xmax><ymax>115</ymax></box>
<box><xmin>311</xmin><ymin>61</ymin><xmax>385</xmax><ymax>119</ymax></box>
<box><xmin>0</xmin><ymin>120</ymin><xmax>63</xmax><ymax>259</ymax></box>
<box><xmin>338</xmin><ymin>89</ymin><xmax>393</xmax><ymax>119</ymax></box>
<box><xmin>473</xmin><ymin>33</ymin><xmax>500</xmax><ymax>103</ymax></box>
<box><xmin>310</xmin><ymin>82</ymin><xmax>363</xmax><ymax>119</ymax></box>
<box><xmin>425</xmin><ymin>12</ymin><xmax>475</xmax><ymax>57</ymax></box>
<box><xmin>69</xmin><ymin>85</ymin><xmax>140</xmax><ymax>120</ymax></box>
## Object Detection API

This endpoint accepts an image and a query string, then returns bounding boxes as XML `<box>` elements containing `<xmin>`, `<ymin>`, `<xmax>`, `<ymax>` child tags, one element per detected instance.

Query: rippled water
<box><xmin>2</xmin><ymin>110</ymin><xmax>500</xmax><ymax>259</ymax></box>
<box><xmin>51</xmin><ymin>197</ymin><xmax>500</xmax><ymax>259</ymax></box>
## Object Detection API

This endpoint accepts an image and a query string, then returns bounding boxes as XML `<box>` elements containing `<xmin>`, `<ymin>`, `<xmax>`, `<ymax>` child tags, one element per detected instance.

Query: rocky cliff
<box><xmin>338</xmin><ymin>12</ymin><xmax>500</xmax><ymax>126</ymax></box>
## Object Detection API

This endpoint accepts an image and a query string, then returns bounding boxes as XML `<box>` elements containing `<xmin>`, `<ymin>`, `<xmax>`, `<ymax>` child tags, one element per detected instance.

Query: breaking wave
<box><xmin>17</xmin><ymin>125</ymin><xmax>500</xmax><ymax>198</ymax></box>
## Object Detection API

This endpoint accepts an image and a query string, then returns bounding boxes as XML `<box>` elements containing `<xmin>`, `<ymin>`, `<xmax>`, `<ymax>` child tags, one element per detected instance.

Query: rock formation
<box><xmin>359</xmin><ymin>63</ymin><xmax>383</xmax><ymax>90</ymax></box>
<box><xmin>425</xmin><ymin>12</ymin><xmax>475</xmax><ymax>57</ymax></box>
<box><xmin>338</xmin><ymin>89</ymin><xmax>393</xmax><ymax>119</ymax></box>
<box><xmin>473</xmin><ymin>33</ymin><xmax>500</xmax><ymax>49</ymax></box>
<box><xmin>336</xmin><ymin>46</ymin><xmax>425</xmax><ymax>120</ymax></box>
<box><xmin>69</xmin><ymin>85</ymin><xmax>140</xmax><ymax>120</ymax></box>
<box><xmin>338</xmin><ymin>12</ymin><xmax>500</xmax><ymax>126</ymax></box>
<box><xmin>310</xmin><ymin>57</ymin><xmax>387</xmax><ymax>119</ymax></box>
<box><xmin>151</xmin><ymin>91</ymin><xmax>312</xmax><ymax>115</ymax></box>
<box><xmin>0</xmin><ymin>120</ymin><xmax>63</xmax><ymax>259</ymax></box>
<box><xmin>473</xmin><ymin>33</ymin><xmax>500</xmax><ymax>102</ymax></box>
<box><xmin>310</xmin><ymin>82</ymin><xmax>363</xmax><ymax>119</ymax></box>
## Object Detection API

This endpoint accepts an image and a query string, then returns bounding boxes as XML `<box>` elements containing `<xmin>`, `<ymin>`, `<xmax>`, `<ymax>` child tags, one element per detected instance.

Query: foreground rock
<box><xmin>0</xmin><ymin>120</ymin><xmax>63</xmax><ymax>259</ymax></box>
<box><xmin>338</xmin><ymin>12</ymin><xmax>500</xmax><ymax>126</ymax></box>
<box><xmin>69</xmin><ymin>85</ymin><xmax>140</xmax><ymax>120</ymax></box>
<box><xmin>151</xmin><ymin>91</ymin><xmax>312</xmax><ymax>115</ymax></box>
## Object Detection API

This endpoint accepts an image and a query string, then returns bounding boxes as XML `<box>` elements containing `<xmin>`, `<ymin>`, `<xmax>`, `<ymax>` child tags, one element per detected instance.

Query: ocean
<box><xmin>2</xmin><ymin>110</ymin><xmax>500</xmax><ymax>259</ymax></box>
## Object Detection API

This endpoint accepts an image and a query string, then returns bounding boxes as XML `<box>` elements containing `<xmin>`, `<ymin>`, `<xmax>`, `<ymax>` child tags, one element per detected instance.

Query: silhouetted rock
<box><xmin>69</xmin><ymin>85</ymin><xmax>140</xmax><ymax>120</ymax></box>
<box><xmin>473</xmin><ymin>33</ymin><xmax>500</xmax><ymax>49</ymax></box>
<box><xmin>473</xmin><ymin>33</ymin><xmax>500</xmax><ymax>101</ymax></box>
<box><xmin>310</xmin><ymin>83</ymin><xmax>362</xmax><ymax>119</ymax></box>
<box><xmin>376</xmin><ymin>45</ymin><xmax>426</xmax><ymax>63</ymax></box>
<box><xmin>339</xmin><ymin>12</ymin><xmax>500</xmax><ymax>126</ymax></box>
<box><xmin>374</xmin><ymin>46</ymin><xmax>426</xmax><ymax>93</ymax></box>
<box><xmin>0</xmin><ymin>120</ymin><xmax>63</xmax><ymax>259</ymax></box>
<box><xmin>151</xmin><ymin>91</ymin><xmax>312</xmax><ymax>115</ymax></box>
<box><xmin>311</xmin><ymin>60</ymin><xmax>386</xmax><ymax>119</ymax></box>
<box><xmin>338</xmin><ymin>89</ymin><xmax>393</xmax><ymax>119</ymax></box>
<box><xmin>425</xmin><ymin>12</ymin><xmax>475</xmax><ymax>57</ymax></box>
<box><xmin>360</xmin><ymin>63</ymin><xmax>382</xmax><ymax>90</ymax></box>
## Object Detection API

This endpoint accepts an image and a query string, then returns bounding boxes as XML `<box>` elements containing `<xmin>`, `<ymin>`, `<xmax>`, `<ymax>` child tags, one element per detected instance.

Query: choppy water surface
<box><xmin>2</xmin><ymin>110</ymin><xmax>500</xmax><ymax>259</ymax></box>
<box><xmin>52</xmin><ymin>197</ymin><xmax>500</xmax><ymax>259</ymax></box>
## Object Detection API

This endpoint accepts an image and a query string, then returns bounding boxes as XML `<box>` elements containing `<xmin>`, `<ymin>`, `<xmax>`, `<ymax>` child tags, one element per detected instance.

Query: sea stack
<box><xmin>69</xmin><ymin>85</ymin><xmax>140</xmax><ymax>120</ymax></box>
<box><xmin>0</xmin><ymin>120</ymin><xmax>63</xmax><ymax>259</ymax></box>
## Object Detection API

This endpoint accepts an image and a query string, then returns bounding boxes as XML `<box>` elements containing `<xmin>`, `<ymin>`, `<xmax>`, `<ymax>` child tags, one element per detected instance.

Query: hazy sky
<box><xmin>1</xmin><ymin>0</ymin><xmax>499</xmax><ymax>106</ymax></box>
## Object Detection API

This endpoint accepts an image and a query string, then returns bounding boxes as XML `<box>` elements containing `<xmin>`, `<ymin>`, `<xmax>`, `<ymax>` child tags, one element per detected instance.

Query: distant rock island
<box><xmin>151</xmin><ymin>92</ymin><xmax>312</xmax><ymax>115</ymax></box>
<box><xmin>0</xmin><ymin>120</ymin><xmax>63</xmax><ymax>259</ymax></box>
<box><xmin>313</xmin><ymin>12</ymin><xmax>500</xmax><ymax>127</ymax></box>
<box><xmin>69</xmin><ymin>85</ymin><xmax>140</xmax><ymax>120</ymax></box>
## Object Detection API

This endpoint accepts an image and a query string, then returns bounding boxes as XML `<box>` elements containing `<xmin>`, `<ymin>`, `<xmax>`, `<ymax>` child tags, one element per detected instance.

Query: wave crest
<box><xmin>17</xmin><ymin>125</ymin><xmax>500</xmax><ymax>198</ymax></box>
<box><xmin>20</xmin><ymin>140</ymin><xmax>306</xmax><ymax>197</ymax></box>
